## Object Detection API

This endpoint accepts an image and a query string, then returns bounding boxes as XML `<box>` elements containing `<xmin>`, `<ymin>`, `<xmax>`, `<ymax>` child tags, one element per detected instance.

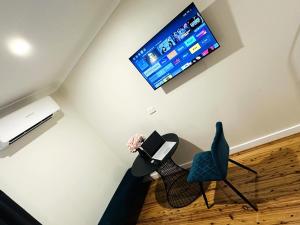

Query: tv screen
<box><xmin>129</xmin><ymin>2</ymin><xmax>220</xmax><ymax>90</ymax></box>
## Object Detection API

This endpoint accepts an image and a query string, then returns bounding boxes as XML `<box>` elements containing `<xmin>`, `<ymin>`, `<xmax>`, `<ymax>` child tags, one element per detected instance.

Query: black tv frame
<box><xmin>129</xmin><ymin>2</ymin><xmax>220</xmax><ymax>90</ymax></box>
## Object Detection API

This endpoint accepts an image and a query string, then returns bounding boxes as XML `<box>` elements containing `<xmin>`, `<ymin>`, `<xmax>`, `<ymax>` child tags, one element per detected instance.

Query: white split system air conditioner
<box><xmin>0</xmin><ymin>96</ymin><xmax>60</xmax><ymax>151</ymax></box>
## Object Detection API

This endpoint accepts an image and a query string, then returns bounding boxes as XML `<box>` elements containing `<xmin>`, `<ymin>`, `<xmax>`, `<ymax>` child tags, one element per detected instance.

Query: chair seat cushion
<box><xmin>187</xmin><ymin>151</ymin><xmax>223</xmax><ymax>183</ymax></box>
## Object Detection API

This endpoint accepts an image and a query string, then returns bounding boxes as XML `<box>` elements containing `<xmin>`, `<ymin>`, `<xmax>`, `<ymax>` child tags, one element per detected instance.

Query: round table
<box><xmin>131</xmin><ymin>133</ymin><xmax>201</xmax><ymax>208</ymax></box>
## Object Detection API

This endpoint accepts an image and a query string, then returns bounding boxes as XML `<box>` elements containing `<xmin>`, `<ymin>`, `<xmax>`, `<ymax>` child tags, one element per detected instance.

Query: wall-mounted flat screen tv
<box><xmin>129</xmin><ymin>2</ymin><xmax>220</xmax><ymax>90</ymax></box>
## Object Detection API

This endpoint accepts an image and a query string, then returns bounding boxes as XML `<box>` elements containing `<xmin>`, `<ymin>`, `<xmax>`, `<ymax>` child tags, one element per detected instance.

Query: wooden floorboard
<box><xmin>137</xmin><ymin>133</ymin><xmax>300</xmax><ymax>225</ymax></box>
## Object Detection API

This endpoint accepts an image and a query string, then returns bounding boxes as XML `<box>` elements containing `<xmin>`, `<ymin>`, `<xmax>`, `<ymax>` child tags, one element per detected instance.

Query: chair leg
<box><xmin>199</xmin><ymin>182</ymin><xmax>210</xmax><ymax>209</ymax></box>
<box><xmin>229</xmin><ymin>158</ymin><xmax>257</xmax><ymax>174</ymax></box>
<box><xmin>223</xmin><ymin>179</ymin><xmax>258</xmax><ymax>211</ymax></box>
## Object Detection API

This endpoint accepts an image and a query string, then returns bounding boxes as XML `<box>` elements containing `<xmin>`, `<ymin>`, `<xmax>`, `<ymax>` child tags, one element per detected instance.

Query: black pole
<box><xmin>229</xmin><ymin>159</ymin><xmax>257</xmax><ymax>174</ymax></box>
<box><xmin>199</xmin><ymin>182</ymin><xmax>210</xmax><ymax>209</ymax></box>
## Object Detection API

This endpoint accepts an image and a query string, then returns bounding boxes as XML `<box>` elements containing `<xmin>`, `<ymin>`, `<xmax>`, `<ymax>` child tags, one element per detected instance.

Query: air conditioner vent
<box><xmin>0</xmin><ymin>96</ymin><xmax>60</xmax><ymax>151</ymax></box>
<box><xmin>9</xmin><ymin>114</ymin><xmax>53</xmax><ymax>145</ymax></box>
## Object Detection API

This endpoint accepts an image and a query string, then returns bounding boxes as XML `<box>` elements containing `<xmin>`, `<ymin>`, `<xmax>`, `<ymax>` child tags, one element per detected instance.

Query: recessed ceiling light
<box><xmin>7</xmin><ymin>38</ymin><xmax>32</xmax><ymax>57</ymax></box>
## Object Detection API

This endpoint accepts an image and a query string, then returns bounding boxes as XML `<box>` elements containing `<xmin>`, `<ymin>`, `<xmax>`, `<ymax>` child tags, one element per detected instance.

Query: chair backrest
<box><xmin>211</xmin><ymin>122</ymin><xmax>229</xmax><ymax>178</ymax></box>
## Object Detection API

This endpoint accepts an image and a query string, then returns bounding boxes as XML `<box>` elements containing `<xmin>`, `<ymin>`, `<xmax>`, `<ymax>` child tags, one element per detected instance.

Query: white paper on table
<box><xmin>152</xmin><ymin>141</ymin><xmax>176</xmax><ymax>161</ymax></box>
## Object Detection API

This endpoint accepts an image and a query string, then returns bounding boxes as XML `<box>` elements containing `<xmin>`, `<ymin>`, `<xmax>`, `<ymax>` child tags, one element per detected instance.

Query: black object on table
<box><xmin>131</xmin><ymin>133</ymin><xmax>201</xmax><ymax>208</ymax></box>
<box><xmin>98</xmin><ymin>169</ymin><xmax>150</xmax><ymax>225</ymax></box>
<box><xmin>0</xmin><ymin>190</ymin><xmax>41</xmax><ymax>225</ymax></box>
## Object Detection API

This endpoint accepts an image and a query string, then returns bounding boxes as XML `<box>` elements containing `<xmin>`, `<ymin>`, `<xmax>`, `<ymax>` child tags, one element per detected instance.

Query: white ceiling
<box><xmin>0</xmin><ymin>0</ymin><xmax>120</xmax><ymax>109</ymax></box>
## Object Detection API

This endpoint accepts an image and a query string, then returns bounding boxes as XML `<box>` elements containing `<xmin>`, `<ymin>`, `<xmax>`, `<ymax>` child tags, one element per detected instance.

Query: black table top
<box><xmin>131</xmin><ymin>133</ymin><xmax>179</xmax><ymax>177</ymax></box>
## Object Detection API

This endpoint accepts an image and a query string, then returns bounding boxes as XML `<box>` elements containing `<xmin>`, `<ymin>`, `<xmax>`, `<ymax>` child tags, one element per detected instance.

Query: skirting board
<box><xmin>150</xmin><ymin>123</ymin><xmax>300</xmax><ymax>180</ymax></box>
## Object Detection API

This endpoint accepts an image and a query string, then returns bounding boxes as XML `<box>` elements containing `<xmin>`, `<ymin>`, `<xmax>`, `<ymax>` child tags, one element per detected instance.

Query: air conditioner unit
<box><xmin>0</xmin><ymin>96</ymin><xmax>60</xmax><ymax>151</ymax></box>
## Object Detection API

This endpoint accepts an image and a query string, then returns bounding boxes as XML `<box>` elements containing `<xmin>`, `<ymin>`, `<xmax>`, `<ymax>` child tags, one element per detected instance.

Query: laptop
<box><xmin>141</xmin><ymin>131</ymin><xmax>176</xmax><ymax>161</ymax></box>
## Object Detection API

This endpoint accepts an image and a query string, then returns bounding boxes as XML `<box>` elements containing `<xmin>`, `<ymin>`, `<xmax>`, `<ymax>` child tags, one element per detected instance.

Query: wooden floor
<box><xmin>137</xmin><ymin>133</ymin><xmax>300</xmax><ymax>225</ymax></box>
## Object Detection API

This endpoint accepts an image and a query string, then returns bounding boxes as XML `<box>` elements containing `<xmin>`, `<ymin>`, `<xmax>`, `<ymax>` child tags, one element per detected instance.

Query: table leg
<box><xmin>157</xmin><ymin>158</ymin><xmax>201</xmax><ymax>208</ymax></box>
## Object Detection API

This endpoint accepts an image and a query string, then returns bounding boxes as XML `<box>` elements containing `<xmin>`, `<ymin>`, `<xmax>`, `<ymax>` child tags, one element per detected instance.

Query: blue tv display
<box><xmin>129</xmin><ymin>3</ymin><xmax>220</xmax><ymax>90</ymax></box>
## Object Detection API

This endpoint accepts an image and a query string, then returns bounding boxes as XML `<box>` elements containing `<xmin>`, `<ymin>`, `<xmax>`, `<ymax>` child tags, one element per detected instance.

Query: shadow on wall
<box><xmin>0</xmin><ymin>112</ymin><xmax>63</xmax><ymax>158</ymax></box>
<box><xmin>288</xmin><ymin>25</ymin><xmax>300</xmax><ymax>98</ymax></box>
<box><xmin>162</xmin><ymin>0</ymin><xmax>244</xmax><ymax>94</ymax></box>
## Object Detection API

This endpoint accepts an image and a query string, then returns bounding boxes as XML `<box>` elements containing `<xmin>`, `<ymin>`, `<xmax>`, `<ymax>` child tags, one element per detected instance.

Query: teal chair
<box><xmin>187</xmin><ymin>122</ymin><xmax>258</xmax><ymax>211</ymax></box>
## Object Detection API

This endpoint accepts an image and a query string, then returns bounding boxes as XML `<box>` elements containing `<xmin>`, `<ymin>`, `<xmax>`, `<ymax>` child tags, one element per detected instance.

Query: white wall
<box><xmin>0</xmin><ymin>1</ymin><xmax>300</xmax><ymax>224</ymax></box>
<box><xmin>60</xmin><ymin>0</ymin><xmax>300</xmax><ymax>166</ymax></box>
<box><xmin>0</xmin><ymin>93</ymin><xmax>127</xmax><ymax>225</ymax></box>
